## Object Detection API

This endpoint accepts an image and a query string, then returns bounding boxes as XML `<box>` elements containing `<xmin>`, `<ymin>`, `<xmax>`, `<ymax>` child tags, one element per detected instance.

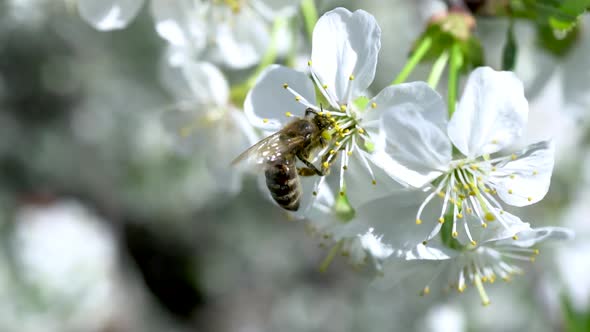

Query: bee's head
<box><xmin>306</xmin><ymin>107</ymin><xmax>334</xmax><ymax>131</ymax></box>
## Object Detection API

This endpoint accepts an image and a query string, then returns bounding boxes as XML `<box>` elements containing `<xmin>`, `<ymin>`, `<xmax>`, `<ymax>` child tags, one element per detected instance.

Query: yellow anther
<box><xmin>340</xmin><ymin>104</ymin><xmax>347</xmax><ymax>111</ymax></box>
<box><xmin>499</xmin><ymin>210</ymin><xmax>504</xmax><ymax>214</ymax></box>
<box><xmin>282</xmin><ymin>83</ymin><xmax>289</xmax><ymax>89</ymax></box>
<box><xmin>285</xmin><ymin>111</ymin><xmax>293</xmax><ymax>117</ymax></box>
<box><xmin>334</xmin><ymin>141</ymin><xmax>341</xmax><ymax>146</ymax></box>
<box><xmin>489</xmin><ymin>276</ymin><xmax>496</xmax><ymax>283</ymax></box>
<box><xmin>533</xmin><ymin>249</ymin><xmax>540</xmax><ymax>255</ymax></box>
<box><xmin>262</xmin><ymin>118</ymin><xmax>269</xmax><ymax>124</ymax></box>
<box><xmin>322</xmin><ymin>84</ymin><xmax>328</xmax><ymax>89</ymax></box>
<box><xmin>307</xmin><ymin>60</ymin><xmax>312</xmax><ymax>66</ymax></box>
<box><xmin>483</xmin><ymin>153</ymin><xmax>490</xmax><ymax>160</ymax></box>
<box><xmin>438</xmin><ymin>217</ymin><xmax>445</xmax><ymax>224</ymax></box>
<box><xmin>325</xmin><ymin>111</ymin><xmax>331</xmax><ymax>117</ymax></box>
<box><xmin>421</xmin><ymin>287</ymin><xmax>430</xmax><ymax>296</ymax></box>
<box><xmin>452</xmin><ymin>231</ymin><xmax>458</xmax><ymax>238</ymax></box>
<box><xmin>492</xmin><ymin>139</ymin><xmax>498</xmax><ymax>144</ymax></box>
<box><xmin>491</xmin><ymin>190</ymin><xmax>498</xmax><ymax>195</ymax></box>
<box><xmin>508</xmin><ymin>189</ymin><xmax>513</xmax><ymax>194</ymax></box>
<box><xmin>437</xmin><ymin>191</ymin><xmax>445</xmax><ymax>198</ymax></box>
<box><xmin>484</xmin><ymin>188</ymin><xmax>491</xmax><ymax>193</ymax></box>
<box><xmin>533</xmin><ymin>170</ymin><xmax>538</xmax><ymax>175</ymax></box>
<box><xmin>467</xmin><ymin>208</ymin><xmax>473</xmax><ymax>214</ymax></box>
<box><xmin>339</xmin><ymin>191</ymin><xmax>345</xmax><ymax>196</ymax></box>
<box><xmin>484</xmin><ymin>212</ymin><xmax>495</xmax><ymax>222</ymax></box>
<box><xmin>510</xmin><ymin>175</ymin><xmax>515</xmax><ymax>179</ymax></box>
<box><xmin>492</xmin><ymin>167</ymin><xmax>497</xmax><ymax>172</ymax></box>
<box><xmin>482</xmin><ymin>223</ymin><xmax>488</xmax><ymax>228</ymax></box>
<box><xmin>481</xmin><ymin>276</ymin><xmax>488</xmax><ymax>282</ymax></box>
<box><xmin>371</xmin><ymin>180</ymin><xmax>377</xmax><ymax>185</ymax></box>
<box><xmin>371</xmin><ymin>102</ymin><xmax>377</xmax><ymax>109</ymax></box>
<box><xmin>512</xmin><ymin>235</ymin><xmax>519</xmax><ymax>240</ymax></box>
<box><xmin>416</xmin><ymin>219</ymin><xmax>422</xmax><ymax>225</ymax></box>
<box><xmin>347</xmin><ymin>151</ymin><xmax>353</xmax><ymax>156</ymax></box>
<box><xmin>530</xmin><ymin>256</ymin><xmax>536</xmax><ymax>262</ymax></box>
<box><xmin>329</xmin><ymin>149</ymin><xmax>336</xmax><ymax>155</ymax></box>
<box><xmin>349</xmin><ymin>74</ymin><xmax>355</xmax><ymax>80</ymax></box>
<box><xmin>295</xmin><ymin>96</ymin><xmax>301</xmax><ymax>101</ymax></box>
<box><xmin>477</xmin><ymin>176</ymin><xmax>483</xmax><ymax>181</ymax></box>
<box><xmin>511</xmin><ymin>153</ymin><xmax>517</xmax><ymax>160</ymax></box>
<box><xmin>343</xmin><ymin>129</ymin><xmax>350</xmax><ymax>134</ymax></box>
<box><xmin>470</xmin><ymin>165</ymin><xmax>479</xmax><ymax>170</ymax></box>
<box><xmin>470</xmin><ymin>240</ymin><xmax>477</xmax><ymax>246</ymax></box>
<box><xmin>527</xmin><ymin>197</ymin><xmax>532</xmax><ymax>202</ymax></box>
<box><xmin>463</xmin><ymin>184</ymin><xmax>469</xmax><ymax>190</ymax></box>
<box><xmin>458</xmin><ymin>285</ymin><xmax>466</xmax><ymax>293</ymax></box>
<box><xmin>482</xmin><ymin>300</ymin><xmax>491</xmax><ymax>306</ymax></box>
<box><xmin>358</xmin><ymin>128</ymin><xmax>365</xmax><ymax>134</ymax></box>
<box><xmin>322</xmin><ymin>162</ymin><xmax>329</xmax><ymax>169</ymax></box>
<box><xmin>457</xmin><ymin>213</ymin><xmax>463</xmax><ymax>219</ymax></box>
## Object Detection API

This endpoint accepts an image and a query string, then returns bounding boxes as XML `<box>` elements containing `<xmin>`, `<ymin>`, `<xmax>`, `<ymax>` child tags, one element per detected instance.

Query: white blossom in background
<box><xmin>160</xmin><ymin>59</ymin><xmax>258</xmax><ymax>194</ymax></box>
<box><xmin>421</xmin><ymin>303</ymin><xmax>466</xmax><ymax>332</ymax></box>
<box><xmin>378</xmin><ymin>66</ymin><xmax>555</xmax><ymax>246</ymax></box>
<box><xmin>245</xmin><ymin>7</ymin><xmax>431</xmax><ymax>216</ymax></box>
<box><xmin>78</xmin><ymin>0</ymin><xmax>299</xmax><ymax>68</ymax></box>
<box><xmin>5</xmin><ymin>200</ymin><xmax>119</xmax><ymax>332</ymax></box>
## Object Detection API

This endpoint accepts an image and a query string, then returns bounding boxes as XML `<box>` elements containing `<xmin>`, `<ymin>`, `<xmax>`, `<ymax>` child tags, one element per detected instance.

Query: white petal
<box><xmin>150</xmin><ymin>0</ymin><xmax>207</xmax><ymax>51</ymax></box>
<box><xmin>311</xmin><ymin>8</ymin><xmax>380</xmax><ymax>103</ymax></box>
<box><xmin>355</xmin><ymin>191</ymin><xmax>440</xmax><ymax>252</ymax></box>
<box><xmin>159</xmin><ymin>56</ymin><xmax>229</xmax><ymax>106</ymax></box>
<box><xmin>364</xmin><ymin>82</ymin><xmax>447</xmax><ymax>126</ymax></box>
<box><xmin>448</xmin><ymin>67</ymin><xmax>528</xmax><ymax>157</ymax></box>
<box><xmin>244</xmin><ymin>65</ymin><xmax>316</xmax><ymax>131</ymax></box>
<box><xmin>504</xmin><ymin>226</ymin><xmax>574</xmax><ymax>247</ymax></box>
<box><xmin>472</xmin><ymin>211</ymin><xmax>531</xmax><ymax>244</ymax></box>
<box><xmin>375</xmin><ymin>84</ymin><xmax>452</xmax><ymax>179</ymax></box>
<box><xmin>359</xmin><ymin>229</ymin><xmax>394</xmax><ymax>260</ymax></box>
<box><xmin>215</xmin><ymin>8</ymin><xmax>269</xmax><ymax>68</ymax></box>
<box><xmin>78</xmin><ymin>0</ymin><xmax>144</xmax><ymax>30</ymax></box>
<box><xmin>250</xmin><ymin>0</ymin><xmax>298</xmax><ymax>19</ymax></box>
<box><xmin>491</xmin><ymin>141</ymin><xmax>555</xmax><ymax>207</ymax></box>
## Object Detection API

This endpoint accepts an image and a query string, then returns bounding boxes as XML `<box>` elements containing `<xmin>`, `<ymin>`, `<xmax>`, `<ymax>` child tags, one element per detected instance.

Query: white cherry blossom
<box><xmin>245</xmin><ymin>7</ymin><xmax>429</xmax><ymax>215</ymax></box>
<box><xmin>160</xmin><ymin>59</ymin><xmax>258</xmax><ymax>194</ymax></box>
<box><xmin>378</xmin><ymin>66</ymin><xmax>555</xmax><ymax>245</ymax></box>
<box><xmin>78</xmin><ymin>0</ymin><xmax>297</xmax><ymax>68</ymax></box>
<box><xmin>375</xmin><ymin>224</ymin><xmax>573</xmax><ymax>305</ymax></box>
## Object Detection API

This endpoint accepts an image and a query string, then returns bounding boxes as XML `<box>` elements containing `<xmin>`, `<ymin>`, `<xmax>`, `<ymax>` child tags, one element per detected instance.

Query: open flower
<box><xmin>78</xmin><ymin>0</ymin><xmax>298</xmax><ymax>68</ymax></box>
<box><xmin>375</xmin><ymin>225</ymin><xmax>573</xmax><ymax>305</ymax></box>
<box><xmin>160</xmin><ymin>60</ymin><xmax>258</xmax><ymax>194</ymax></box>
<box><xmin>245</xmin><ymin>7</ymin><xmax>429</xmax><ymax>215</ymax></box>
<box><xmin>377</xmin><ymin>66</ymin><xmax>555</xmax><ymax>245</ymax></box>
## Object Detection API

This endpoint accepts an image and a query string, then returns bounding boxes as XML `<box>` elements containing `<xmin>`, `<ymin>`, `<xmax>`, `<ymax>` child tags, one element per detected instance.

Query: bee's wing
<box><xmin>231</xmin><ymin>132</ymin><xmax>304</xmax><ymax>166</ymax></box>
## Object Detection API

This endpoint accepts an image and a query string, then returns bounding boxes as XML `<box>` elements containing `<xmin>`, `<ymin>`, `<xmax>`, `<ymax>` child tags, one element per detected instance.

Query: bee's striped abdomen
<box><xmin>265</xmin><ymin>159</ymin><xmax>301</xmax><ymax>211</ymax></box>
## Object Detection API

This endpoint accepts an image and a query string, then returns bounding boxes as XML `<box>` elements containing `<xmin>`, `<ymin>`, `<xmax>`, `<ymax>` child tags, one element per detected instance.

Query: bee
<box><xmin>232</xmin><ymin>108</ymin><xmax>333</xmax><ymax>211</ymax></box>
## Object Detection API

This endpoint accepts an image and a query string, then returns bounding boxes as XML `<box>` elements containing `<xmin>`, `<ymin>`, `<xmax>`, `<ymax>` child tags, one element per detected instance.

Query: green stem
<box><xmin>427</xmin><ymin>51</ymin><xmax>449</xmax><ymax>89</ymax></box>
<box><xmin>391</xmin><ymin>36</ymin><xmax>433</xmax><ymax>85</ymax></box>
<box><xmin>319</xmin><ymin>240</ymin><xmax>343</xmax><ymax>273</ymax></box>
<box><xmin>301</xmin><ymin>0</ymin><xmax>318</xmax><ymax>41</ymax></box>
<box><xmin>229</xmin><ymin>17</ymin><xmax>287</xmax><ymax>105</ymax></box>
<box><xmin>447</xmin><ymin>42</ymin><xmax>462</xmax><ymax>118</ymax></box>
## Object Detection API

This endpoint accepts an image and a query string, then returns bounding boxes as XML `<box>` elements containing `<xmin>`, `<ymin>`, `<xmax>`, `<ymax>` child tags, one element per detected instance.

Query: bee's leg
<box><xmin>296</xmin><ymin>152</ymin><xmax>325</xmax><ymax>176</ymax></box>
<box><xmin>297</xmin><ymin>167</ymin><xmax>318</xmax><ymax>177</ymax></box>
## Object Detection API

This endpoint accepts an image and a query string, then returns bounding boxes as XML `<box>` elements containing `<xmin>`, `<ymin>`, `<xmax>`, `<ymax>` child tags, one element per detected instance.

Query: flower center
<box><xmin>416</xmin><ymin>156</ymin><xmax>519</xmax><ymax>247</ymax></box>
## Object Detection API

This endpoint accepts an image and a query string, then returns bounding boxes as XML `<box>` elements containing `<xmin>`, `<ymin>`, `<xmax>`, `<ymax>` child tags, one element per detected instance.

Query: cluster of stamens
<box><xmin>416</xmin><ymin>153</ymin><xmax>538</xmax><ymax>246</ymax></box>
<box><xmin>419</xmin><ymin>244</ymin><xmax>540</xmax><ymax>306</ymax></box>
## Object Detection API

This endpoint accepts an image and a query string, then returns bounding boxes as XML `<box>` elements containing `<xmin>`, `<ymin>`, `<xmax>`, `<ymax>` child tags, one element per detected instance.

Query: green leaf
<box><xmin>536</xmin><ymin>23</ymin><xmax>580</xmax><ymax>56</ymax></box>
<box><xmin>562</xmin><ymin>294</ymin><xmax>590</xmax><ymax>332</ymax></box>
<box><xmin>502</xmin><ymin>21</ymin><xmax>518</xmax><ymax>70</ymax></box>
